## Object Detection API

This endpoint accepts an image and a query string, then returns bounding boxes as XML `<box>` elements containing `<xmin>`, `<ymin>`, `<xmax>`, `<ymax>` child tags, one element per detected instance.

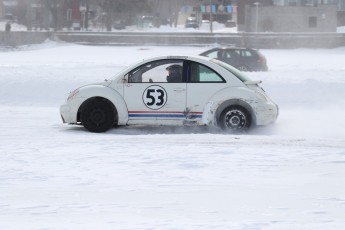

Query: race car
<box><xmin>60</xmin><ymin>55</ymin><xmax>278</xmax><ymax>133</ymax></box>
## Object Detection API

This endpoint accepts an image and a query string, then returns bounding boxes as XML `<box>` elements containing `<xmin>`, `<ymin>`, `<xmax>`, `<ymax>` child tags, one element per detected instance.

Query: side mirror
<box><xmin>122</xmin><ymin>74</ymin><xmax>128</xmax><ymax>83</ymax></box>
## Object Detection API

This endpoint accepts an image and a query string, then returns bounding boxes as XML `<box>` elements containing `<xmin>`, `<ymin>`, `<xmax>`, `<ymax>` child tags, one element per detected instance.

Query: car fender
<box><xmin>206</xmin><ymin>87</ymin><xmax>257</xmax><ymax>126</ymax></box>
<box><xmin>77</xmin><ymin>85</ymin><xmax>128</xmax><ymax>125</ymax></box>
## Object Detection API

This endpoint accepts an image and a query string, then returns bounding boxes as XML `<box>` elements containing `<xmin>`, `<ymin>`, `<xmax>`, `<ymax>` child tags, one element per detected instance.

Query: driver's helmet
<box><xmin>166</xmin><ymin>64</ymin><xmax>182</xmax><ymax>75</ymax></box>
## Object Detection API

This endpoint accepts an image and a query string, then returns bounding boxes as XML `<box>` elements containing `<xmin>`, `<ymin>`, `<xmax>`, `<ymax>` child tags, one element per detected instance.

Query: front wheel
<box><xmin>81</xmin><ymin>99</ymin><xmax>115</xmax><ymax>133</ymax></box>
<box><xmin>219</xmin><ymin>106</ymin><xmax>251</xmax><ymax>131</ymax></box>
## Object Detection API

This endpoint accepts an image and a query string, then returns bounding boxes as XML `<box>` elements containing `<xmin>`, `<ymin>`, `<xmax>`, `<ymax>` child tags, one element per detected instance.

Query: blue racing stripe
<box><xmin>128</xmin><ymin>114</ymin><xmax>202</xmax><ymax>118</ymax></box>
<box><xmin>129</xmin><ymin>114</ymin><xmax>185</xmax><ymax>118</ymax></box>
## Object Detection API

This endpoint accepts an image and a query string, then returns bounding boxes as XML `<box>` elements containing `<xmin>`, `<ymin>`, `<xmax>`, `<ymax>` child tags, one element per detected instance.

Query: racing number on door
<box><xmin>146</xmin><ymin>89</ymin><xmax>164</xmax><ymax>106</ymax></box>
<box><xmin>143</xmin><ymin>85</ymin><xmax>167</xmax><ymax>110</ymax></box>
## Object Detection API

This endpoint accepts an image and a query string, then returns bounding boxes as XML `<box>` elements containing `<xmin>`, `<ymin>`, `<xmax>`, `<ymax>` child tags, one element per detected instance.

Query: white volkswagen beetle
<box><xmin>60</xmin><ymin>55</ymin><xmax>278</xmax><ymax>133</ymax></box>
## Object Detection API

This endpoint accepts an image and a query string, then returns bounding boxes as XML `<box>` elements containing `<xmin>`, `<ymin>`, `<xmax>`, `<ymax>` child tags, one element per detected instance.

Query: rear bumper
<box><xmin>254</xmin><ymin>102</ymin><xmax>279</xmax><ymax>126</ymax></box>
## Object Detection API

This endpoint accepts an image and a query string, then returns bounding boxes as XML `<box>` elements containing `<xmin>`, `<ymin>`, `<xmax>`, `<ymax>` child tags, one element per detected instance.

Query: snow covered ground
<box><xmin>1</xmin><ymin>42</ymin><xmax>345</xmax><ymax>230</ymax></box>
<box><xmin>0</xmin><ymin>21</ymin><xmax>27</xmax><ymax>31</ymax></box>
<box><xmin>337</xmin><ymin>26</ymin><xmax>345</xmax><ymax>33</ymax></box>
<box><xmin>0</xmin><ymin>20</ymin><xmax>235</xmax><ymax>33</ymax></box>
<box><xmin>2</xmin><ymin>20</ymin><xmax>345</xmax><ymax>34</ymax></box>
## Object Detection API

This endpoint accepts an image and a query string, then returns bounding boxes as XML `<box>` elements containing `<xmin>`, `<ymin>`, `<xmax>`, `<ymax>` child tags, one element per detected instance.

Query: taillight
<box><xmin>257</xmin><ymin>54</ymin><xmax>266</xmax><ymax>64</ymax></box>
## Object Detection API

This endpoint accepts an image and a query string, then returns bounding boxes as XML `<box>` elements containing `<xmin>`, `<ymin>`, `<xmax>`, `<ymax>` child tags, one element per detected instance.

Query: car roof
<box><xmin>204</xmin><ymin>47</ymin><xmax>258</xmax><ymax>51</ymax></box>
<box><xmin>141</xmin><ymin>55</ymin><xmax>213</xmax><ymax>63</ymax></box>
<box><xmin>111</xmin><ymin>54</ymin><xmax>241</xmax><ymax>82</ymax></box>
<box><xmin>199</xmin><ymin>47</ymin><xmax>260</xmax><ymax>56</ymax></box>
<box><xmin>112</xmin><ymin>55</ymin><xmax>213</xmax><ymax>78</ymax></box>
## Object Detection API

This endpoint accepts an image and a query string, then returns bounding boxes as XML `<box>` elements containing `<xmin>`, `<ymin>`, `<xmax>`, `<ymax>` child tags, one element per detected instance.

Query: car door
<box><xmin>124</xmin><ymin>59</ymin><xmax>187</xmax><ymax>126</ymax></box>
<box><xmin>185</xmin><ymin>61</ymin><xmax>227</xmax><ymax>125</ymax></box>
<box><xmin>240</xmin><ymin>49</ymin><xmax>259</xmax><ymax>71</ymax></box>
<box><xmin>225</xmin><ymin>49</ymin><xmax>241</xmax><ymax>67</ymax></box>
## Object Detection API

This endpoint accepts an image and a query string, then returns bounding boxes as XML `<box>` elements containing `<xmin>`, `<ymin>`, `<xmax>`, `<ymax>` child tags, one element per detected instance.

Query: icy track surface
<box><xmin>1</xmin><ymin>42</ymin><xmax>345</xmax><ymax>230</ymax></box>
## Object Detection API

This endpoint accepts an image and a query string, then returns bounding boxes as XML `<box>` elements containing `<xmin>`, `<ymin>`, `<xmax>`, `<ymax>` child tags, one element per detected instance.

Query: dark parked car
<box><xmin>200</xmin><ymin>47</ymin><xmax>268</xmax><ymax>72</ymax></box>
<box><xmin>185</xmin><ymin>16</ymin><xmax>199</xmax><ymax>28</ymax></box>
<box><xmin>4</xmin><ymin>13</ymin><xmax>16</xmax><ymax>22</ymax></box>
<box><xmin>113</xmin><ymin>20</ymin><xmax>126</xmax><ymax>30</ymax></box>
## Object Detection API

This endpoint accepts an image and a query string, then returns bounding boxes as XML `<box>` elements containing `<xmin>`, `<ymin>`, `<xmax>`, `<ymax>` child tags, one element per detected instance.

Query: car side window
<box><xmin>189</xmin><ymin>62</ymin><xmax>225</xmax><ymax>83</ymax></box>
<box><xmin>218</xmin><ymin>51</ymin><xmax>231</xmax><ymax>59</ymax></box>
<box><xmin>227</xmin><ymin>50</ymin><xmax>241</xmax><ymax>58</ymax></box>
<box><xmin>242</xmin><ymin>50</ymin><xmax>253</xmax><ymax>57</ymax></box>
<box><xmin>127</xmin><ymin>60</ymin><xmax>184</xmax><ymax>83</ymax></box>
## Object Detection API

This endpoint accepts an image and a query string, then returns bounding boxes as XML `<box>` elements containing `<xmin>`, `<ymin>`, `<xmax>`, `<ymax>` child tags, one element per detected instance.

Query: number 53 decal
<box><xmin>142</xmin><ymin>85</ymin><xmax>168</xmax><ymax>110</ymax></box>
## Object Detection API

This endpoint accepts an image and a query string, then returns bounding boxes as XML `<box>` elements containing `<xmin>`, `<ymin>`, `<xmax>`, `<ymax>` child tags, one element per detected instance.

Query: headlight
<box><xmin>255</xmin><ymin>91</ymin><xmax>268</xmax><ymax>102</ymax></box>
<box><xmin>67</xmin><ymin>89</ymin><xmax>79</xmax><ymax>101</ymax></box>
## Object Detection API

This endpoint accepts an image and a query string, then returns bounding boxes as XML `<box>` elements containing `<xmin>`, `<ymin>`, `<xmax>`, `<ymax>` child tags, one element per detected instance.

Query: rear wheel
<box><xmin>219</xmin><ymin>106</ymin><xmax>251</xmax><ymax>131</ymax></box>
<box><xmin>81</xmin><ymin>99</ymin><xmax>115</xmax><ymax>133</ymax></box>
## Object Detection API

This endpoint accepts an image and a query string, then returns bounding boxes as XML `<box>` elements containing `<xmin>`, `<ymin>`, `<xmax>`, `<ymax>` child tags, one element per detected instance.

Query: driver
<box><xmin>166</xmin><ymin>64</ymin><xmax>182</xmax><ymax>83</ymax></box>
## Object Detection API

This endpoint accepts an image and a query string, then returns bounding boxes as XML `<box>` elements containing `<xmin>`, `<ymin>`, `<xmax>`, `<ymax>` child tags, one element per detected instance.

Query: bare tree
<box><xmin>13</xmin><ymin>0</ymin><xmax>155</xmax><ymax>31</ymax></box>
<box><xmin>95</xmin><ymin>0</ymin><xmax>154</xmax><ymax>31</ymax></box>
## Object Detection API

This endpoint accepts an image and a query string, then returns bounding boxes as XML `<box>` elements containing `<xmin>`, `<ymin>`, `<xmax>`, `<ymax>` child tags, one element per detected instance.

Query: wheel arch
<box><xmin>215</xmin><ymin>99</ymin><xmax>257</xmax><ymax>126</ymax></box>
<box><xmin>75</xmin><ymin>85</ymin><xmax>128</xmax><ymax>125</ymax></box>
<box><xmin>77</xmin><ymin>97</ymin><xmax>118</xmax><ymax>125</ymax></box>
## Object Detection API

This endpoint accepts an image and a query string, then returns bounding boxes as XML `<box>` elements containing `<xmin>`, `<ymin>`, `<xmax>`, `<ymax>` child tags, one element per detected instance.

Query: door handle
<box><xmin>174</xmin><ymin>88</ymin><xmax>186</xmax><ymax>92</ymax></box>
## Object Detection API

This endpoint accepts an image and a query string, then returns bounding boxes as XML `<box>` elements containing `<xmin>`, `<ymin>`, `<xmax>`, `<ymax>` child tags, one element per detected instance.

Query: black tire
<box><xmin>81</xmin><ymin>99</ymin><xmax>115</xmax><ymax>133</ymax></box>
<box><xmin>219</xmin><ymin>106</ymin><xmax>251</xmax><ymax>131</ymax></box>
<box><xmin>237</xmin><ymin>66</ymin><xmax>250</xmax><ymax>72</ymax></box>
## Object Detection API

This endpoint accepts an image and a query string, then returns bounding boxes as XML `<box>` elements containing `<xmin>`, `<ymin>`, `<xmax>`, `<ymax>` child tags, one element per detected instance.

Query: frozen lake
<box><xmin>0</xmin><ymin>42</ymin><xmax>345</xmax><ymax>230</ymax></box>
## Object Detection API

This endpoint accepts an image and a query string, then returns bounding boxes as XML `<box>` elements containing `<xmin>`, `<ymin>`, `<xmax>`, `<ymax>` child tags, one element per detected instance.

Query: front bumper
<box><xmin>60</xmin><ymin>98</ymin><xmax>83</xmax><ymax>124</ymax></box>
<box><xmin>60</xmin><ymin>104</ymin><xmax>75</xmax><ymax>124</ymax></box>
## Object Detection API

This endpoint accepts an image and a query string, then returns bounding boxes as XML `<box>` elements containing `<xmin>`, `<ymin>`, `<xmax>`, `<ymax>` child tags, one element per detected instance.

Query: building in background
<box><xmin>246</xmin><ymin>4</ymin><xmax>337</xmax><ymax>32</ymax></box>
<box><xmin>239</xmin><ymin>0</ymin><xmax>340</xmax><ymax>32</ymax></box>
<box><xmin>147</xmin><ymin>0</ymin><xmax>238</xmax><ymax>28</ymax></box>
<box><xmin>1</xmin><ymin>0</ymin><xmax>344</xmax><ymax>31</ymax></box>
<box><xmin>1</xmin><ymin>0</ymin><xmax>18</xmax><ymax>21</ymax></box>
<box><xmin>1</xmin><ymin>0</ymin><xmax>85</xmax><ymax>30</ymax></box>
<box><xmin>0</xmin><ymin>1</ymin><xmax>3</xmax><ymax>19</ymax></box>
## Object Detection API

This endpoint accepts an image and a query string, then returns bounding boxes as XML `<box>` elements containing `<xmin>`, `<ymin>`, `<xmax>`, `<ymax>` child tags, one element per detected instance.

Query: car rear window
<box><xmin>211</xmin><ymin>59</ymin><xmax>251</xmax><ymax>83</ymax></box>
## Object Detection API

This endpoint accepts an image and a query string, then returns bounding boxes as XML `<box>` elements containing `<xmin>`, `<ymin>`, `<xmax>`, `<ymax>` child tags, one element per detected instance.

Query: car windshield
<box><xmin>211</xmin><ymin>59</ymin><xmax>251</xmax><ymax>82</ymax></box>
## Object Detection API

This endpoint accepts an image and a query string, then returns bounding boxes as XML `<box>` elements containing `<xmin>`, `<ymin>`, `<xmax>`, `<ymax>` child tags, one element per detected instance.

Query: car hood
<box><xmin>79</xmin><ymin>80</ymin><xmax>112</xmax><ymax>89</ymax></box>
